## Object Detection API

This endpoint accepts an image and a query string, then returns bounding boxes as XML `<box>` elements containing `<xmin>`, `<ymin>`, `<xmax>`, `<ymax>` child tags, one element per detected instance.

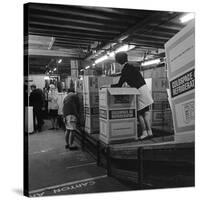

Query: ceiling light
<box><xmin>44</xmin><ymin>76</ymin><xmax>50</xmax><ymax>80</ymax></box>
<box><xmin>58</xmin><ymin>59</ymin><xmax>62</xmax><ymax>63</ymax></box>
<box><xmin>85</xmin><ymin>66</ymin><xmax>90</xmax><ymax>69</ymax></box>
<box><xmin>93</xmin><ymin>44</ymin><xmax>136</xmax><ymax>64</ymax></box>
<box><xmin>53</xmin><ymin>68</ymin><xmax>56</xmax><ymax>71</ymax></box>
<box><xmin>115</xmin><ymin>44</ymin><xmax>135</xmax><ymax>53</ymax></box>
<box><xmin>119</xmin><ymin>35</ymin><xmax>128</xmax><ymax>41</ymax></box>
<box><xmin>80</xmin><ymin>69</ymin><xmax>84</xmax><ymax>72</ymax></box>
<box><xmin>141</xmin><ymin>58</ymin><xmax>161</xmax><ymax>66</ymax></box>
<box><xmin>180</xmin><ymin>13</ymin><xmax>195</xmax><ymax>23</ymax></box>
<box><xmin>95</xmin><ymin>55</ymin><xmax>108</xmax><ymax>64</ymax></box>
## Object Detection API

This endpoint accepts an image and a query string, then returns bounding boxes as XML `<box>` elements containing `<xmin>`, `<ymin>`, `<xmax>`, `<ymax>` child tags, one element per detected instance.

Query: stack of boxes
<box><xmin>74</xmin><ymin>79</ymin><xmax>85</xmax><ymax>127</ymax></box>
<box><xmin>151</xmin><ymin>78</ymin><xmax>173</xmax><ymax>132</ymax></box>
<box><xmin>143</xmin><ymin>66</ymin><xmax>174</xmax><ymax>133</ymax></box>
<box><xmin>83</xmin><ymin>76</ymin><xmax>114</xmax><ymax>134</ymax></box>
<box><xmin>99</xmin><ymin>88</ymin><xmax>139</xmax><ymax>144</ymax></box>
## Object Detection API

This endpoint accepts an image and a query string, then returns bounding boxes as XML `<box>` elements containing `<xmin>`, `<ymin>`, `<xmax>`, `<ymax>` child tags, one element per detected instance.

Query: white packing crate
<box><xmin>99</xmin><ymin>88</ymin><xmax>139</xmax><ymax>144</ymax></box>
<box><xmin>84</xmin><ymin>114</ymin><xmax>99</xmax><ymax>134</ymax></box>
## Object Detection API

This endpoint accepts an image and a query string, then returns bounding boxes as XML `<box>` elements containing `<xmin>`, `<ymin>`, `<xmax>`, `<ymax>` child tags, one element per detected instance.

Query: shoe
<box><xmin>69</xmin><ymin>146</ymin><xmax>78</xmax><ymax>151</ymax></box>
<box><xmin>139</xmin><ymin>131</ymin><xmax>148</xmax><ymax>140</ymax></box>
<box><xmin>65</xmin><ymin>144</ymin><xmax>69</xmax><ymax>149</ymax></box>
<box><xmin>147</xmin><ymin>130</ymin><xmax>153</xmax><ymax>137</ymax></box>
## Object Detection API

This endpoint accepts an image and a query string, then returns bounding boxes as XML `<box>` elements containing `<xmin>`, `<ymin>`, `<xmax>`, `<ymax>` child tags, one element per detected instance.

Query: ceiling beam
<box><xmin>28</xmin><ymin>3</ymin><xmax>141</xmax><ymax>24</ymax></box>
<box><xmin>27</xmin><ymin>48</ymin><xmax>85</xmax><ymax>57</ymax></box>
<box><xmin>29</xmin><ymin>32</ymin><xmax>110</xmax><ymax>42</ymax></box>
<box><xmin>129</xmin><ymin>33</ymin><xmax>171</xmax><ymax>41</ymax></box>
<box><xmin>29</xmin><ymin>21</ymin><xmax>122</xmax><ymax>34</ymax></box>
<box><xmin>29</xmin><ymin>26</ymin><xmax>115</xmax><ymax>39</ymax></box>
<box><xmin>29</xmin><ymin>14</ymin><xmax>128</xmax><ymax>30</ymax></box>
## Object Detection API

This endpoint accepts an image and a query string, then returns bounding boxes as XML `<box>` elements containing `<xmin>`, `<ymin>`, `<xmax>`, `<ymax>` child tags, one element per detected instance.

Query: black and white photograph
<box><xmin>23</xmin><ymin>1</ymin><xmax>195</xmax><ymax>198</ymax></box>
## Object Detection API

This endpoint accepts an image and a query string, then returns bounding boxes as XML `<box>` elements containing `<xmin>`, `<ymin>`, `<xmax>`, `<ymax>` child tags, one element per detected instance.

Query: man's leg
<box><xmin>65</xmin><ymin>129</ymin><xmax>70</xmax><ymax>148</ymax></box>
<box><xmin>69</xmin><ymin>130</ymin><xmax>74</xmax><ymax>147</ymax></box>
<box><xmin>36</xmin><ymin>108</ymin><xmax>43</xmax><ymax>132</ymax></box>
<box><xmin>144</xmin><ymin>111</ymin><xmax>153</xmax><ymax>136</ymax></box>
<box><xmin>138</xmin><ymin>114</ymin><xmax>148</xmax><ymax>139</ymax></box>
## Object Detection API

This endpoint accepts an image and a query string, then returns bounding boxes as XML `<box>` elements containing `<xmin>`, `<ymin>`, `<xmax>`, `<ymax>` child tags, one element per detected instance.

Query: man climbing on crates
<box><xmin>62</xmin><ymin>88</ymin><xmax>81</xmax><ymax>150</ymax></box>
<box><xmin>111</xmin><ymin>52</ymin><xmax>154</xmax><ymax>140</ymax></box>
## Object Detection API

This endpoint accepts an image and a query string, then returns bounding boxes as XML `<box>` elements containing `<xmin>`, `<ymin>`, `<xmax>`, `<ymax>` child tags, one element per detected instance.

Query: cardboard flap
<box><xmin>107</xmin><ymin>88</ymin><xmax>140</xmax><ymax>95</ymax></box>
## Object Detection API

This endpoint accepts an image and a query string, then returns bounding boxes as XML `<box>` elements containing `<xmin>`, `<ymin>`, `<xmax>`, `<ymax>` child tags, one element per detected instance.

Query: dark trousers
<box><xmin>33</xmin><ymin>107</ymin><xmax>43</xmax><ymax>131</ymax></box>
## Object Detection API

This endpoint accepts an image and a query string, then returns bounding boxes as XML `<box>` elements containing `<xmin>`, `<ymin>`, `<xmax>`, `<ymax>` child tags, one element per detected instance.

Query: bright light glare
<box><xmin>141</xmin><ymin>59</ymin><xmax>161</xmax><ymax>66</ymax></box>
<box><xmin>94</xmin><ymin>44</ymin><xmax>135</xmax><ymax>64</ymax></box>
<box><xmin>115</xmin><ymin>44</ymin><xmax>135</xmax><ymax>53</ymax></box>
<box><xmin>95</xmin><ymin>55</ymin><xmax>108</xmax><ymax>64</ymax></box>
<box><xmin>58</xmin><ymin>59</ymin><xmax>62</xmax><ymax>63</ymax></box>
<box><xmin>85</xmin><ymin>66</ymin><xmax>90</xmax><ymax>69</ymax></box>
<box><xmin>53</xmin><ymin>68</ymin><xmax>56</xmax><ymax>71</ymax></box>
<box><xmin>44</xmin><ymin>76</ymin><xmax>50</xmax><ymax>80</ymax></box>
<box><xmin>180</xmin><ymin>13</ymin><xmax>195</xmax><ymax>23</ymax></box>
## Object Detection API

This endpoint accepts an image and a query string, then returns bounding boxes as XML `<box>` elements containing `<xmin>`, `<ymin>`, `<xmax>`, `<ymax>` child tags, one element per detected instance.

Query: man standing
<box><xmin>62</xmin><ymin>88</ymin><xmax>81</xmax><ymax>150</ymax></box>
<box><xmin>29</xmin><ymin>84</ymin><xmax>44</xmax><ymax>132</ymax></box>
<box><xmin>111</xmin><ymin>52</ymin><xmax>154</xmax><ymax>140</ymax></box>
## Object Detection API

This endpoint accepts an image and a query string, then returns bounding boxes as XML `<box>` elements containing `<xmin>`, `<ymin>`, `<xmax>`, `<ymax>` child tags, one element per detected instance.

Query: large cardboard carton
<box><xmin>84</xmin><ymin>114</ymin><xmax>99</xmax><ymax>134</ymax></box>
<box><xmin>152</xmin><ymin>78</ymin><xmax>168</xmax><ymax>92</ymax></box>
<box><xmin>83</xmin><ymin>76</ymin><xmax>114</xmax><ymax>93</ymax></box>
<box><xmin>165</xmin><ymin>20</ymin><xmax>195</xmax><ymax>143</ymax></box>
<box><xmin>152</xmin><ymin>91</ymin><xmax>168</xmax><ymax>101</ymax></box>
<box><xmin>99</xmin><ymin>88</ymin><xmax>139</xmax><ymax>144</ymax></box>
<box><xmin>74</xmin><ymin>79</ymin><xmax>83</xmax><ymax>93</ymax></box>
<box><xmin>83</xmin><ymin>92</ymin><xmax>99</xmax><ymax>107</ymax></box>
<box><xmin>99</xmin><ymin>88</ymin><xmax>138</xmax><ymax>109</ymax></box>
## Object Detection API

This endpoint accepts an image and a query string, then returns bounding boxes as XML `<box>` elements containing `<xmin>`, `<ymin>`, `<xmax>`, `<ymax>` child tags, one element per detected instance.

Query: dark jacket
<box><xmin>62</xmin><ymin>93</ymin><xmax>80</xmax><ymax>119</ymax></box>
<box><xmin>29</xmin><ymin>89</ymin><xmax>44</xmax><ymax>109</ymax></box>
<box><xmin>111</xmin><ymin>63</ymin><xmax>146</xmax><ymax>89</ymax></box>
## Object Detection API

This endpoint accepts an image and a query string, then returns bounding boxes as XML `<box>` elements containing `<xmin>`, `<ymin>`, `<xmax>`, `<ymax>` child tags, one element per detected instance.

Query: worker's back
<box><xmin>62</xmin><ymin>92</ymin><xmax>80</xmax><ymax>118</ymax></box>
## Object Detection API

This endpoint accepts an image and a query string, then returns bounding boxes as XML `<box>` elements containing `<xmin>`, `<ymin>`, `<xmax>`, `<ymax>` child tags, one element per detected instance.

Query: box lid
<box><xmin>107</xmin><ymin>88</ymin><xmax>140</xmax><ymax>95</ymax></box>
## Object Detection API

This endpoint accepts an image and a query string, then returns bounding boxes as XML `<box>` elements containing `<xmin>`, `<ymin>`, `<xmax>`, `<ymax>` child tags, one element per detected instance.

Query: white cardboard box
<box><xmin>99</xmin><ymin>88</ymin><xmax>138</xmax><ymax>109</ymax></box>
<box><xmin>165</xmin><ymin>20</ymin><xmax>195</xmax><ymax>143</ymax></box>
<box><xmin>25</xmin><ymin>106</ymin><xmax>34</xmax><ymax>133</ymax></box>
<box><xmin>83</xmin><ymin>92</ymin><xmax>99</xmax><ymax>107</ymax></box>
<box><xmin>99</xmin><ymin>88</ymin><xmax>139</xmax><ymax>144</ymax></box>
<box><xmin>83</xmin><ymin>76</ymin><xmax>114</xmax><ymax>93</ymax></box>
<box><xmin>99</xmin><ymin>118</ymin><xmax>137</xmax><ymax>144</ymax></box>
<box><xmin>75</xmin><ymin>79</ymin><xmax>83</xmax><ymax>93</ymax></box>
<box><xmin>84</xmin><ymin>114</ymin><xmax>99</xmax><ymax>134</ymax></box>
<box><xmin>152</xmin><ymin>78</ymin><xmax>168</xmax><ymax>92</ymax></box>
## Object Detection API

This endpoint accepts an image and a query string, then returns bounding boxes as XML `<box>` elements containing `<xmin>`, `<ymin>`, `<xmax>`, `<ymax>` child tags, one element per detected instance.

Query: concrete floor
<box><xmin>28</xmin><ymin>121</ymin><xmax>133</xmax><ymax>197</ymax></box>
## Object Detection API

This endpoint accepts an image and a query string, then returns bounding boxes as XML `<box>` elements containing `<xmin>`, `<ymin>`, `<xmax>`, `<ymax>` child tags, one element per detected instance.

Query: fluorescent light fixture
<box><xmin>53</xmin><ymin>68</ymin><xmax>56</xmax><ymax>71</ymax></box>
<box><xmin>108</xmin><ymin>44</ymin><xmax>135</xmax><ymax>58</ymax></box>
<box><xmin>109</xmin><ymin>51</ymin><xmax>115</xmax><ymax>57</ymax></box>
<box><xmin>119</xmin><ymin>35</ymin><xmax>128</xmax><ymax>41</ymax></box>
<box><xmin>141</xmin><ymin>58</ymin><xmax>161</xmax><ymax>66</ymax></box>
<box><xmin>48</xmin><ymin>37</ymin><xmax>55</xmax><ymax>50</ymax></box>
<box><xmin>180</xmin><ymin>13</ymin><xmax>195</xmax><ymax>23</ymax></box>
<box><xmin>44</xmin><ymin>76</ymin><xmax>50</xmax><ymax>80</ymax></box>
<box><xmin>94</xmin><ymin>44</ymin><xmax>135</xmax><ymax>64</ymax></box>
<box><xmin>95</xmin><ymin>55</ymin><xmax>108</xmax><ymax>64</ymax></box>
<box><xmin>115</xmin><ymin>44</ymin><xmax>135</xmax><ymax>53</ymax></box>
<box><xmin>80</xmin><ymin>69</ymin><xmax>84</xmax><ymax>72</ymax></box>
<box><xmin>58</xmin><ymin>59</ymin><xmax>62</xmax><ymax>63</ymax></box>
<box><xmin>85</xmin><ymin>66</ymin><xmax>90</xmax><ymax>69</ymax></box>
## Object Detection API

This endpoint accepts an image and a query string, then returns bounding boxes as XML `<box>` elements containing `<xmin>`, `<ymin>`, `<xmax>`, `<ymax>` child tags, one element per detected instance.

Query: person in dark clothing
<box><xmin>29</xmin><ymin>84</ymin><xmax>45</xmax><ymax>132</ymax></box>
<box><xmin>111</xmin><ymin>52</ymin><xmax>154</xmax><ymax>140</ymax></box>
<box><xmin>62</xmin><ymin>88</ymin><xmax>81</xmax><ymax>150</ymax></box>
